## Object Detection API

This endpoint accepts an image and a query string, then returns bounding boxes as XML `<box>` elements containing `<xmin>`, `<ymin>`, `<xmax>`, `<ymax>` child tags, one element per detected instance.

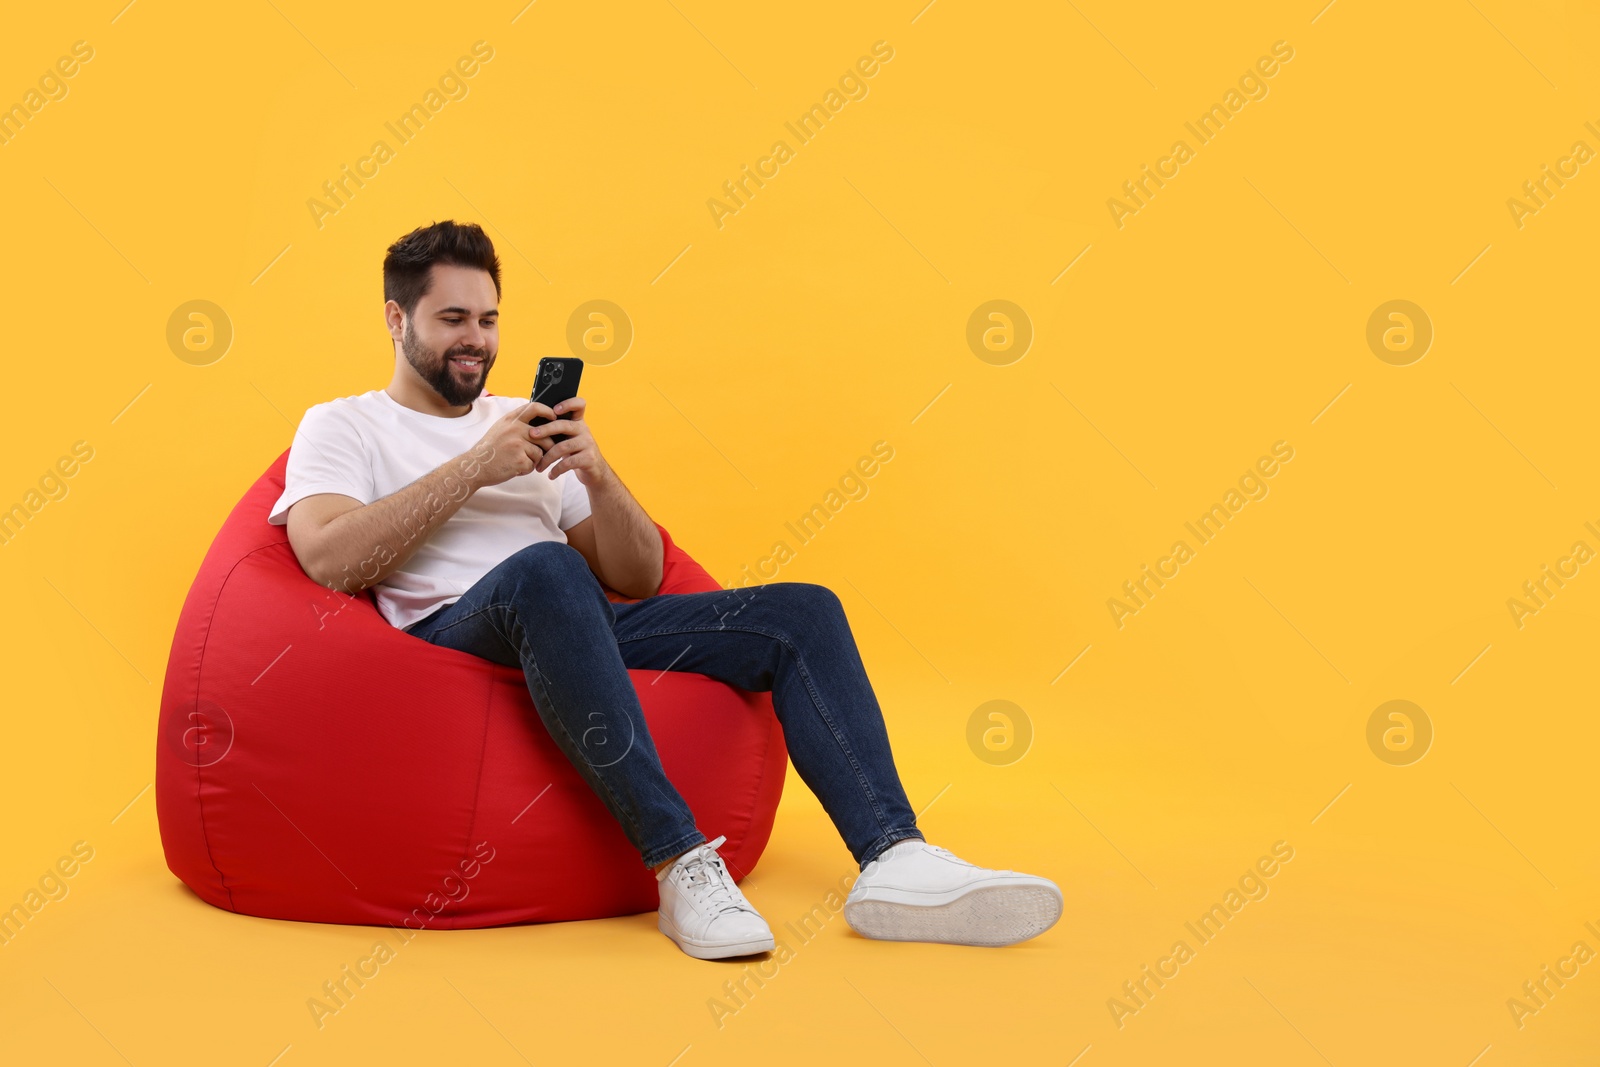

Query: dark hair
<box><xmin>383</xmin><ymin>220</ymin><xmax>501</xmax><ymax>319</ymax></box>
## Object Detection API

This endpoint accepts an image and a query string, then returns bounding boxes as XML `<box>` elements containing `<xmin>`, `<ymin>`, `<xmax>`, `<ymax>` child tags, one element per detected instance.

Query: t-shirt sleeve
<box><xmin>556</xmin><ymin>469</ymin><xmax>592</xmax><ymax>531</ymax></box>
<box><xmin>267</xmin><ymin>404</ymin><xmax>375</xmax><ymax>526</ymax></box>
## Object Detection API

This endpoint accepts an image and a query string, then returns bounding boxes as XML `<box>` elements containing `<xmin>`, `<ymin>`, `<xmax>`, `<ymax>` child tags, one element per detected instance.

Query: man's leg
<box><xmin>404</xmin><ymin>541</ymin><xmax>708</xmax><ymax>870</ymax></box>
<box><xmin>608</xmin><ymin>580</ymin><xmax>926</xmax><ymax>871</ymax></box>
<box><xmin>607</xmin><ymin>579</ymin><xmax>1062</xmax><ymax>948</ymax></box>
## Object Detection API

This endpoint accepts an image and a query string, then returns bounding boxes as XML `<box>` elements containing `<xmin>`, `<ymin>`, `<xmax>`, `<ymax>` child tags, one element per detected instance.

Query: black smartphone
<box><xmin>529</xmin><ymin>357</ymin><xmax>583</xmax><ymax>445</ymax></box>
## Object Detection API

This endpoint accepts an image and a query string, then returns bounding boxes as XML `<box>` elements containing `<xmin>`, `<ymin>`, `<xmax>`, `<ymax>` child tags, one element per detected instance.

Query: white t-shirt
<box><xmin>268</xmin><ymin>389</ymin><xmax>592</xmax><ymax>631</ymax></box>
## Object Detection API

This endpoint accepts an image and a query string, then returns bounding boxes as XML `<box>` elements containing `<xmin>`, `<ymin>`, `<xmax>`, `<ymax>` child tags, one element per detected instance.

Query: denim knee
<box><xmin>746</xmin><ymin>581</ymin><xmax>845</xmax><ymax>632</ymax></box>
<box><xmin>777</xmin><ymin>581</ymin><xmax>843</xmax><ymax>612</ymax></box>
<box><xmin>504</xmin><ymin>540</ymin><xmax>596</xmax><ymax>598</ymax></box>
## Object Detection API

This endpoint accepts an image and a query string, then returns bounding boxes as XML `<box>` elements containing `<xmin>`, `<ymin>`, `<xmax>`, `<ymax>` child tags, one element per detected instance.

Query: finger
<box><xmin>541</xmin><ymin>436</ymin><xmax>590</xmax><ymax>472</ymax></box>
<box><xmin>552</xmin><ymin>397</ymin><xmax>586</xmax><ymax>419</ymax></box>
<box><xmin>518</xmin><ymin>401</ymin><xmax>556</xmax><ymax>423</ymax></box>
<box><xmin>546</xmin><ymin>447</ymin><xmax>593</xmax><ymax>478</ymax></box>
<box><xmin>529</xmin><ymin>418</ymin><xmax>582</xmax><ymax>440</ymax></box>
<box><xmin>535</xmin><ymin>440</ymin><xmax>571</xmax><ymax>472</ymax></box>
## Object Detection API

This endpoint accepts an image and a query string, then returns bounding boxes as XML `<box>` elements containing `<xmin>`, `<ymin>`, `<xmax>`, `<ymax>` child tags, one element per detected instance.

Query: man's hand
<box><xmin>529</xmin><ymin>397</ymin><xmax>610</xmax><ymax>486</ymax></box>
<box><xmin>468</xmin><ymin>402</ymin><xmax>550</xmax><ymax>490</ymax></box>
<box><xmin>541</xmin><ymin>394</ymin><xmax>660</xmax><ymax>597</ymax></box>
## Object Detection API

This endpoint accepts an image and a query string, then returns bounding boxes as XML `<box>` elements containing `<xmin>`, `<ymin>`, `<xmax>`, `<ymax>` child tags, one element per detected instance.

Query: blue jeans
<box><xmin>403</xmin><ymin>540</ymin><xmax>926</xmax><ymax>871</ymax></box>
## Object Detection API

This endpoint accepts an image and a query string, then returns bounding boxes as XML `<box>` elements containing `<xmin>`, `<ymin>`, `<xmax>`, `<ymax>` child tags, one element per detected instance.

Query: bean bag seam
<box><xmin>449</xmin><ymin>664</ymin><xmax>496</xmax><ymax>921</ymax></box>
<box><xmin>191</xmin><ymin>540</ymin><xmax>291</xmax><ymax>912</ymax></box>
<box><xmin>726</xmin><ymin>694</ymin><xmax>781</xmax><ymax>882</ymax></box>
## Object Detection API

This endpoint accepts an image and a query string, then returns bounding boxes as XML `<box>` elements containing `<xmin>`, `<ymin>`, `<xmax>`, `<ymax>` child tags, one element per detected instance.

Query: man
<box><xmin>269</xmin><ymin>219</ymin><xmax>1063</xmax><ymax>960</ymax></box>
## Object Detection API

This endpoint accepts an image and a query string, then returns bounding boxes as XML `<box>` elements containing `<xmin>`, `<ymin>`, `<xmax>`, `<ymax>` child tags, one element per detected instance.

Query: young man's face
<box><xmin>398</xmin><ymin>263</ymin><xmax>499</xmax><ymax>406</ymax></box>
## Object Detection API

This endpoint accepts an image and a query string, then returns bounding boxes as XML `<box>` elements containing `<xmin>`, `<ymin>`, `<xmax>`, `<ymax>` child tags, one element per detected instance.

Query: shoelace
<box><xmin>676</xmin><ymin>849</ymin><xmax>753</xmax><ymax>916</ymax></box>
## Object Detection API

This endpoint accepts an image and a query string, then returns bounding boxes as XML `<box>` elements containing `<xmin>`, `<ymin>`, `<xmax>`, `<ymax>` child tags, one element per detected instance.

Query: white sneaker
<box><xmin>656</xmin><ymin>834</ymin><xmax>776</xmax><ymax>960</ymax></box>
<box><xmin>844</xmin><ymin>839</ymin><xmax>1063</xmax><ymax>947</ymax></box>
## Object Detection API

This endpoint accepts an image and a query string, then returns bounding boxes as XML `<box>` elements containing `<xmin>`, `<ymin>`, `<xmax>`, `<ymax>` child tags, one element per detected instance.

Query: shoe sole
<box><xmin>843</xmin><ymin>883</ymin><xmax>1063</xmax><ymax>947</ymax></box>
<box><xmin>658</xmin><ymin>914</ymin><xmax>775</xmax><ymax>960</ymax></box>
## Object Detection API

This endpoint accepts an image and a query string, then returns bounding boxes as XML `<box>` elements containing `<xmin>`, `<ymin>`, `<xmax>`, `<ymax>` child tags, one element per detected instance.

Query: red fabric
<box><xmin>155</xmin><ymin>449</ymin><xmax>786</xmax><ymax>929</ymax></box>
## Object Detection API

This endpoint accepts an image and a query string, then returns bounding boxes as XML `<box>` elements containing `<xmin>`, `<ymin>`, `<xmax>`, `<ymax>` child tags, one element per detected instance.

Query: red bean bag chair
<box><xmin>156</xmin><ymin>448</ymin><xmax>787</xmax><ymax>929</ymax></box>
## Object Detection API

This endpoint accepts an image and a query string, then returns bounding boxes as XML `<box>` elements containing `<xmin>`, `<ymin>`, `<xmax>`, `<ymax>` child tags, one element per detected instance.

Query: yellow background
<box><xmin>3</xmin><ymin>1</ymin><xmax>1598</xmax><ymax>1063</ymax></box>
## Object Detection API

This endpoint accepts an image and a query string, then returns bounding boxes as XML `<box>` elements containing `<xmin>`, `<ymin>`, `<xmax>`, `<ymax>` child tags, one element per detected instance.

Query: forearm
<box><xmin>308</xmin><ymin>451</ymin><xmax>485</xmax><ymax>594</ymax></box>
<box><xmin>587</xmin><ymin>468</ymin><xmax>663</xmax><ymax>599</ymax></box>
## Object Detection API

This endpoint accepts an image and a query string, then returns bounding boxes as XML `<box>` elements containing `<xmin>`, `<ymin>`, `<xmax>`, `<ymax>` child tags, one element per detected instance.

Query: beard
<box><xmin>402</xmin><ymin>321</ymin><xmax>494</xmax><ymax>407</ymax></box>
